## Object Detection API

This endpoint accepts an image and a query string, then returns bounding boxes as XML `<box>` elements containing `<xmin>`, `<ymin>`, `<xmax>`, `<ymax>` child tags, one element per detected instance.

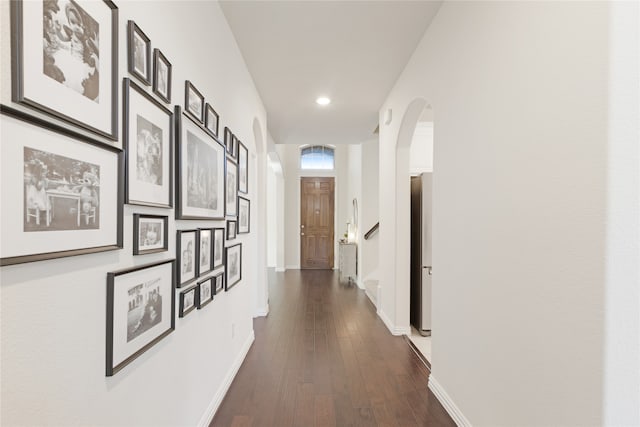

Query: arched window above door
<box><xmin>300</xmin><ymin>145</ymin><xmax>335</xmax><ymax>170</ymax></box>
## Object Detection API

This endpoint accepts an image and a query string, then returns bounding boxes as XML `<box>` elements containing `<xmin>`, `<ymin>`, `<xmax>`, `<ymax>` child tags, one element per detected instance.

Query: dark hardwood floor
<box><xmin>211</xmin><ymin>270</ymin><xmax>455</xmax><ymax>427</ymax></box>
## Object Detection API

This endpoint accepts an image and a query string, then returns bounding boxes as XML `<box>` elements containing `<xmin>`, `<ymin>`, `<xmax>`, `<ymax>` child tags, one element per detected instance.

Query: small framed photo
<box><xmin>230</xmin><ymin>134</ymin><xmax>238</xmax><ymax>160</ymax></box>
<box><xmin>177</xmin><ymin>229</ymin><xmax>198</xmax><ymax>287</ymax></box>
<box><xmin>184</xmin><ymin>81</ymin><xmax>204</xmax><ymax>123</ymax></box>
<box><xmin>225</xmin><ymin>243</ymin><xmax>242</xmax><ymax>291</ymax></box>
<box><xmin>238</xmin><ymin>142</ymin><xmax>248</xmax><ymax>194</ymax></box>
<box><xmin>238</xmin><ymin>197</ymin><xmax>250</xmax><ymax>234</ymax></box>
<box><xmin>213</xmin><ymin>271</ymin><xmax>224</xmax><ymax>295</ymax></box>
<box><xmin>226</xmin><ymin>157</ymin><xmax>238</xmax><ymax>217</ymax></box>
<box><xmin>106</xmin><ymin>259</ymin><xmax>175</xmax><ymax>376</ymax></box>
<box><xmin>224</xmin><ymin>127</ymin><xmax>232</xmax><ymax>154</ymax></box>
<box><xmin>179</xmin><ymin>285</ymin><xmax>197</xmax><ymax>317</ymax></box>
<box><xmin>213</xmin><ymin>228</ymin><xmax>225</xmax><ymax>269</ymax></box>
<box><xmin>227</xmin><ymin>220</ymin><xmax>237</xmax><ymax>241</ymax></box>
<box><xmin>152</xmin><ymin>49</ymin><xmax>172</xmax><ymax>104</ymax></box>
<box><xmin>204</xmin><ymin>103</ymin><xmax>219</xmax><ymax>138</ymax></box>
<box><xmin>196</xmin><ymin>277</ymin><xmax>214</xmax><ymax>309</ymax></box>
<box><xmin>124</xmin><ymin>78</ymin><xmax>173</xmax><ymax>208</ymax></box>
<box><xmin>198</xmin><ymin>228</ymin><xmax>214</xmax><ymax>275</ymax></box>
<box><xmin>133</xmin><ymin>214</ymin><xmax>168</xmax><ymax>255</ymax></box>
<box><xmin>128</xmin><ymin>20</ymin><xmax>151</xmax><ymax>85</ymax></box>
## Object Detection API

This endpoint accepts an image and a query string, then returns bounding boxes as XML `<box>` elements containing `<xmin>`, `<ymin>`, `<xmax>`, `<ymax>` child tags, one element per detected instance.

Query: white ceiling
<box><xmin>220</xmin><ymin>1</ymin><xmax>442</xmax><ymax>145</ymax></box>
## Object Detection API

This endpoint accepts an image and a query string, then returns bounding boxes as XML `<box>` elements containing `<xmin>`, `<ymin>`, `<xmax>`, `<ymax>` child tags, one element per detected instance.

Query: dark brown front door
<box><xmin>300</xmin><ymin>177</ymin><xmax>334</xmax><ymax>269</ymax></box>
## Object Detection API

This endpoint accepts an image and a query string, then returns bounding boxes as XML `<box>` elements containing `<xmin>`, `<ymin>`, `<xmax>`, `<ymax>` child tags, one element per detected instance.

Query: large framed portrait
<box><xmin>106</xmin><ymin>259</ymin><xmax>175</xmax><ymax>376</ymax></box>
<box><xmin>11</xmin><ymin>0</ymin><xmax>119</xmax><ymax>142</ymax></box>
<box><xmin>133</xmin><ymin>214</ymin><xmax>168</xmax><ymax>255</ymax></box>
<box><xmin>225</xmin><ymin>243</ymin><xmax>242</xmax><ymax>291</ymax></box>
<box><xmin>226</xmin><ymin>220</ymin><xmax>237</xmax><ymax>241</ymax></box>
<box><xmin>226</xmin><ymin>157</ymin><xmax>238</xmax><ymax>218</ymax></box>
<box><xmin>213</xmin><ymin>271</ymin><xmax>224</xmax><ymax>295</ymax></box>
<box><xmin>177</xmin><ymin>229</ymin><xmax>198</xmax><ymax>287</ymax></box>
<box><xmin>213</xmin><ymin>227</ymin><xmax>224</xmax><ymax>269</ymax></box>
<box><xmin>238</xmin><ymin>197</ymin><xmax>250</xmax><ymax>234</ymax></box>
<box><xmin>152</xmin><ymin>49</ymin><xmax>171</xmax><ymax>104</ymax></box>
<box><xmin>204</xmin><ymin>103</ymin><xmax>219</xmax><ymax>138</ymax></box>
<box><xmin>179</xmin><ymin>285</ymin><xmax>197</xmax><ymax>317</ymax></box>
<box><xmin>175</xmin><ymin>107</ymin><xmax>225</xmax><ymax>220</ymax></box>
<box><xmin>0</xmin><ymin>106</ymin><xmax>123</xmax><ymax>266</ymax></box>
<box><xmin>238</xmin><ymin>142</ymin><xmax>248</xmax><ymax>194</ymax></box>
<box><xmin>127</xmin><ymin>20</ymin><xmax>150</xmax><ymax>85</ymax></box>
<box><xmin>196</xmin><ymin>277</ymin><xmax>213</xmax><ymax>309</ymax></box>
<box><xmin>198</xmin><ymin>228</ymin><xmax>214</xmax><ymax>275</ymax></box>
<box><xmin>123</xmin><ymin>78</ymin><xmax>173</xmax><ymax>208</ymax></box>
<box><xmin>184</xmin><ymin>81</ymin><xmax>204</xmax><ymax>124</ymax></box>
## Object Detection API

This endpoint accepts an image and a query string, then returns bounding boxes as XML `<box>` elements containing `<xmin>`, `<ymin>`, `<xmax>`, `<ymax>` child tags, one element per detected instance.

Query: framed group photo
<box><xmin>184</xmin><ymin>81</ymin><xmax>204</xmax><ymax>123</ymax></box>
<box><xmin>11</xmin><ymin>0</ymin><xmax>119</xmax><ymax>142</ymax></box>
<box><xmin>225</xmin><ymin>243</ymin><xmax>242</xmax><ymax>291</ymax></box>
<box><xmin>0</xmin><ymin>106</ymin><xmax>123</xmax><ymax>266</ymax></box>
<box><xmin>123</xmin><ymin>78</ymin><xmax>173</xmax><ymax>208</ymax></box>
<box><xmin>152</xmin><ymin>49</ymin><xmax>171</xmax><ymax>103</ymax></box>
<box><xmin>133</xmin><ymin>214</ymin><xmax>168</xmax><ymax>255</ymax></box>
<box><xmin>127</xmin><ymin>20</ymin><xmax>151</xmax><ymax>85</ymax></box>
<box><xmin>238</xmin><ymin>197</ymin><xmax>250</xmax><ymax>234</ymax></box>
<box><xmin>175</xmin><ymin>107</ymin><xmax>225</xmax><ymax>220</ymax></box>
<box><xmin>177</xmin><ymin>229</ymin><xmax>198</xmax><ymax>287</ymax></box>
<box><xmin>106</xmin><ymin>259</ymin><xmax>175</xmax><ymax>376</ymax></box>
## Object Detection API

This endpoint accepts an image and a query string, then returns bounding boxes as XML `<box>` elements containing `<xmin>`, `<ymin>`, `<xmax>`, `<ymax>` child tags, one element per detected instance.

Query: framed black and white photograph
<box><xmin>198</xmin><ymin>228</ymin><xmax>214</xmax><ymax>275</ymax></box>
<box><xmin>179</xmin><ymin>285</ymin><xmax>197</xmax><ymax>317</ymax></box>
<box><xmin>224</xmin><ymin>127</ymin><xmax>232</xmax><ymax>154</ymax></box>
<box><xmin>175</xmin><ymin>107</ymin><xmax>226</xmax><ymax>220</ymax></box>
<box><xmin>177</xmin><ymin>229</ymin><xmax>198</xmax><ymax>287</ymax></box>
<box><xmin>133</xmin><ymin>214</ymin><xmax>168</xmax><ymax>255</ymax></box>
<box><xmin>11</xmin><ymin>0</ymin><xmax>119</xmax><ymax>142</ymax></box>
<box><xmin>226</xmin><ymin>157</ymin><xmax>238</xmax><ymax>218</ymax></box>
<box><xmin>106</xmin><ymin>259</ymin><xmax>175</xmax><ymax>376</ymax></box>
<box><xmin>204</xmin><ymin>103</ymin><xmax>219</xmax><ymax>138</ymax></box>
<box><xmin>0</xmin><ymin>106</ymin><xmax>123</xmax><ymax>266</ymax></box>
<box><xmin>213</xmin><ymin>227</ymin><xmax>224</xmax><ymax>268</ymax></box>
<box><xmin>238</xmin><ymin>197</ymin><xmax>250</xmax><ymax>234</ymax></box>
<box><xmin>238</xmin><ymin>142</ymin><xmax>248</xmax><ymax>194</ymax></box>
<box><xmin>213</xmin><ymin>271</ymin><xmax>224</xmax><ymax>295</ymax></box>
<box><xmin>184</xmin><ymin>81</ymin><xmax>204</xmax><ymax>123</ymax></box>
<box><xmin>230</xmin><ymin>134</ymin><xmax>238</xmax><ymax>160</ymax></box>
<box><xmin>225</xmin><ymin>243</ymin><xmax>242</xmax><ymax>291</ymax></box>
<box><xmin>196</xmin><ymin>277</ymin><xmax>213</xmax><ymax>309</ymax></box>
<box><xmin>152</xmin><ymin>48</ymin><xmax>171</xmax><ymax>103</ymax></box>
<box><xmin>124</xmin><ymin>78</ymin><xmax>173</xmax><ymax>208</ymax></box>
<box><xmin>127</xmin><ymin>20</ymin><xmax>151</xmax><ymax>85</ymax></box>
<box><xmin>227</xmin><ymin>220</ymin><xmax>237</xmax><ymax>241</ymax></box>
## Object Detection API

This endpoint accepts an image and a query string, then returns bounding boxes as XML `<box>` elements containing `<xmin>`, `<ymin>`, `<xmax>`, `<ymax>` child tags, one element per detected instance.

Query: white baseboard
<box><xmin>254</xmin><ymin>304</ymin><xmax>269</xmax><ymax>317</ymax></box>
<box><xmin>275</xmin><ymin>267</ymin><xmax>286</xmax><ymax>272</ymax></box>
<box><xmin>197</xmin><ymin>330</ymin><xmax>255</xmax><ymax>427</ymax></box>
<box><xmin>378</xmin><ymin>310</ymin><xmax>411</xmax><ymax>336</ymax></box>
<box><xmin>428</xmin><ymin>375</ymin><xmax>472</xmax><ymax>427</ymax></box>
<box><xmin>285</xmin><ymin>264</ymin><xmax>300</xmax><ymax>270</ymax></box>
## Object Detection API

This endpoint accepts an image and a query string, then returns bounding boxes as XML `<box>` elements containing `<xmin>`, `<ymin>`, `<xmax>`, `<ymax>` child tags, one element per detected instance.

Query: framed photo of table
<box><xmin>0</xmin><ymin>105</ymin><xmax>123</xmax><ymax>266</ymax></box>
<box><xmin>11</xmin><ymin>0</ymin><xmax>119</xmax><ymax>143</ymax></box>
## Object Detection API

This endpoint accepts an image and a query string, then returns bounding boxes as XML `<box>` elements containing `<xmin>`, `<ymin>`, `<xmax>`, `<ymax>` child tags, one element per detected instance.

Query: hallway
<box><xmin>211</xmin><ymin>270</ymin><xmax>455</xmax><ymax>427</ymax></box>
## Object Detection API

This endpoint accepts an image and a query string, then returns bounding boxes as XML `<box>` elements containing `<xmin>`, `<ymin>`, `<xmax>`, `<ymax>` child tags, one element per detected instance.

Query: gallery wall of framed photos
<box><xmin>0</xmin><ymin>0</ymin><xmax>265</xmax><ymax>425</ymax></box>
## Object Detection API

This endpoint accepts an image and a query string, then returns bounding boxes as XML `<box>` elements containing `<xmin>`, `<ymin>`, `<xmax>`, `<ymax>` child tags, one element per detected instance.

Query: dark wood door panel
<box><xmin>301</xmin><ymin>177</ymin><xmax>334</xmax><ymax>269</ymax></box>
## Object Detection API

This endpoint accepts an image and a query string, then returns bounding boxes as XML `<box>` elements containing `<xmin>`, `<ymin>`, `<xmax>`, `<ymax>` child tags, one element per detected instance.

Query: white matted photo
<box><xmin>238</xmin><ymin>197</ymin><xmax>250</xmax><ymax>234</ymax></box>
<box><xmin>127</xmin><ymin>20</ymin><xmax>151</xmax><ymax>85</ymax></box>
<box><xmin>184</xmin><ymin>81</ymin><xmax>204</xmax><ymax>123</ymax></box>
<box><xmin>226</xmin><ymin>158</ymin><xmax>238</xmax><ymax>217</ymax></box>
<box><xmin>106</xmin><ymin>259</ymin><xmax>175</xmax><ymax>376</ymax></box>
<box><xmin>177</xmin><ymin>229</ymin><xmax>198</xmax><ymax>287</ymax></box>
<box><xmin>197</xmin><ymin>277</ymin><xmax>213</xmax><ymax>309</ymax></box>
<box><xmin>213</xmin><ymin>227</ymin><xmax>224</xmax><ymax>268</ymax></box>
<box><xmin>214</xmin><ymin>271</ymin><xmax>224</xmax><ymax>295</ymax></box>
<box><xmin>238</xmin><ymin>142</ymin><xmax>248</xmax><ymax>194</ymax></box>
<box><xmin>204</xmin><ymin>103</ymin><xmax>219</xmax><ymax>138</ymax></box>
<box><xmin>225</xmin><ymin>243</ymin><xmax>242</xmax><ymax>291</ymax></box>
<box><xmin>179</xmin><ymin>285</ymin><xmax>197</xmax><ymax>317</ymax></box>
<box><xmin>133</xmin><ymin>214</ymin><xmax>168</xmax><ymax>255</ymax></box>
<box><xmin>198</xmin><ymin>228</ymin><xmax>213</xmax><ymax>274</ymax></box>
<box><xmin>152</xmin><ymin>49</ymin><xmax>171</xmax><ymax>103</ymax></box>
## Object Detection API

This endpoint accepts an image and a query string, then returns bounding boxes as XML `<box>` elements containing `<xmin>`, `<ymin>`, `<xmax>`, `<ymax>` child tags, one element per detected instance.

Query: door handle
<box><xmin>423</xmin><ymin>266</ymin><xmax>432</xmax><ymax>276</ymax></box>
<box><xmin>301</xmin><ymin>232</ymin><xmax>305</xmax><ymax>236</ymax></box>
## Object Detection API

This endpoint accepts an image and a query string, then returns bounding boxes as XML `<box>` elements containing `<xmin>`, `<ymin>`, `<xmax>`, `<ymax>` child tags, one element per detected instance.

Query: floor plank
<box><xmin>211</xmin><ymin>270</ymin><xmax>455</xmax><ymax>427</ymax></box>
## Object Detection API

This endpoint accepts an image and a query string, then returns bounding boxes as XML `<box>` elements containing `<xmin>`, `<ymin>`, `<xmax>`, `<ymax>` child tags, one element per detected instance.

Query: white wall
<box><xmin>378</xmin><ymin>1</ymin><xmax>638</xmax><ymax>425</ymax></box>
<box><xmin>360</xmin><ymin>138</ymin><xmax>379</xmax><ymax>282</ymax></box>
<box><xmin>0</xmin><ymin>1</ymin><xmax>267</xmax><ymax>426</ymax></box>
<box><xmin>409</xmin><ymin>121</ymin><xmax>434</xmax><ymax>174</ymax></box>
<box><xmin>267</xmin><ymin>162</ymin><xmax>277</xmax><ymax>267</ymax></box>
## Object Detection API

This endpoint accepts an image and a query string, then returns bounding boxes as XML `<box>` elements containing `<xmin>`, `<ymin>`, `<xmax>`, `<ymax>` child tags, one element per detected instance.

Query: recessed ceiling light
<box><xmin>316</xmin><ymin>97</ymin><xmax>331</xmax><ymax>106</ymax></box>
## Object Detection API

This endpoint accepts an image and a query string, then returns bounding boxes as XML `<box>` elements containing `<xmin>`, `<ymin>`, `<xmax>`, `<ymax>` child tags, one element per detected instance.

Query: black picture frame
<box><xmin>198</xmin><ymin>228</ymin><xmax>214</xmax><ymax>275</ymax></box>
<box><xmin>176</xmin><ymin>229</ymin><xmax>198</xmax><ymax>287</ymax></box>
<box><xmin>204</xmin><ymin>103</ymin><xmax>219</xmax><ymax>138</ymax></box>
<box><xmin>213</xmin><ymin>271</ymin><xmax>224</xmax><ymax>295</ymax></box>
<box><xmin>238</xmin><ymin>141</ymin><xmax>248</xmax><ymax>194</ymax></box>
<box><xmin>224</xmin><ymin>127</ymin><xmax>232</xmax><ymax>154</ymax></box>
<box><xmin>213</xmin><ymin>228</ymin><xmax>225</xmax><ymax>269</ymax></box>
<box><xmin>196</xmin><ymin>277</ymin><xmax>214</xmax><ymax>309</ymax></box>
<box><xmin>152</xmin><ymin>49</ymin><xmax>172</xmax><ymax>104</ymax></box>
<box><xmin>0</xmin><ymin>105</ymin><xmax>124</xmax><ymax>266</ymax></box>
<box><xmin>227</xmin><ymin>220</ymin><xmax>237</xmax><ymax>240</ymax></box>
<box><xmin>226</xmin><ymin>157</ymin><xmax>238</xmax><ymax>218</ymax></box>
<box><xmin>127</xmin><ymin>20</ymin><xmax>151</xmax><ymax>85</ymax></box>
<box><xmin>238</xmin><ymin>197</ymin><xmax>250</xmax><ymax>234</ymax></box>
<box><xmin>123</xmin><ymin>78</ymin><xmax>174</xmax><ymax>208</ymax></box>
<box><xmin>106</xmin><ymin>259</ymin><xmax>175</xmax><ymax>376</ymax></box>
<box><xmin>11</xmin><ymin>0</ymin><xmax>119</xmax><ymax>142</ymax></box>
<box><xmin>175</xmin><ymin>107</ymin><xmax>226</xmax><ymax>220</ymax></box>
<box><xmin>230</xmin><ymin>134</ymin><xmax>239</xmax><ymax>160</ymax></box>
<box><xmin>133</xmin><ymin>214</ymin><xmax>168</xmax><ymax>255</ymax></box>
<box><xmin>225</xmin><ymin>243</ymin><xmax>242</xmax><ymax>291</ymax></box>
<box><xmin>179</xmin><ymin>285</ymin><xmax>197</xmax><ymax>317</ymax></box>
<box><xmin>184</xmin><ymin>81</ymin><xmax>204</xmax><ymax>124</ymax></box>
